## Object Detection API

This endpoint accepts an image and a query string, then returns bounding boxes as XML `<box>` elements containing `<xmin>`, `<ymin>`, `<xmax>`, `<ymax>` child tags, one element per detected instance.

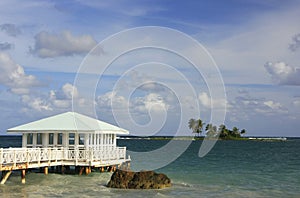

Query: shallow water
<box><xmin>1</xmin><ymin>136</ymin><xmax>300</xmax><ymax>197</ymax></box>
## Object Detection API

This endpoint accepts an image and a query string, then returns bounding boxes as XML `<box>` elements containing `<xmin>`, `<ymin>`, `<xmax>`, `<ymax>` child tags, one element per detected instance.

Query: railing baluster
<box><xmin>13</xmin><ymin>149</ymin><xmax>16</xmax><ymax>167</ymax></box>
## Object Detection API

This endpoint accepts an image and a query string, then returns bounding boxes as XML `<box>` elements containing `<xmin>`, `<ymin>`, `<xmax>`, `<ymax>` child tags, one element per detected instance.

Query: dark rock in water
<box><xmin>107</xmin><ymin>169</ymin><xmax>171</xmax><ymax>189</ymax></box>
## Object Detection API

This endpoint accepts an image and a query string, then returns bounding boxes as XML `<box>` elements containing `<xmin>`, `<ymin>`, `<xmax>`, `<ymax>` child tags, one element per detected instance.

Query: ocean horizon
<box><xmin>1</xmin><ymin>136</ymin><xmax>300</xmax><ymax>197</ymax></box>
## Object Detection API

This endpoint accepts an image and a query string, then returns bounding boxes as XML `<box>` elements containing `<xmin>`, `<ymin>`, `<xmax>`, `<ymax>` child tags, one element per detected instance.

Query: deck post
<box><xmin>44</xmin><ymin>167</ymin><xmax>48</xmax><ymax>175</ymax></box>
<box><xmin>21</xmin><ymin>169</ymin><xmax>26</xmax><ymax>184</ymax></box>
<box><xmin>61</xmin><ymin>166</ymin><xmax>65</xmax><ymax>174</ymax></box>
<box><xmin>0</xmin><ymin>171</ymin><xmax>12</xmax><ymax>184</ymax></box>
<box><xmin>79</xmin><ymin>167</ymin><xmax>84</xmax><ymax>175</ymax></box>
<box><xmin>85</xmin><ymin>166</ymin><xmax>89</xmax><ymax>175</ymax></box>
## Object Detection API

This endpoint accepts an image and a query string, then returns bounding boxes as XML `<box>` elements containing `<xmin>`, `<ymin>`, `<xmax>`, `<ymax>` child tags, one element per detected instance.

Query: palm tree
<box><xmin>240</xmin><ymin>129</ymin><xmax>246</xmax><ymax>135</ymax></box>
<box><xmin>218</xmin><ymin>124</ymin><xmax>228</xmax><ymax>138</ymax></box>
<box><xmin>188</xmin><ymin>118</ymin><xmax>204</xmax><ymax>137</ymax></box>
<box><xmin>188</xmin><ymin>118</ymin><xmax>196</xmax><ymax>132</ymax></box>
<box><xmin>206</xmin><ymin>124</ymin><xmax>217</xmax><ymax>138</ymax></box>
<box><xmin>232</xmin><ymin>126</ymin><xmax>241</xmax><ymax>137</ymax></box>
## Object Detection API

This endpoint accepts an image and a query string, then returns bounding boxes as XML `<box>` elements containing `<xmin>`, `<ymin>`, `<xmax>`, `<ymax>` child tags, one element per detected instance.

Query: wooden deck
<box><xmin>0</xmin><ymin>146</ymin><xmax>130</xmax><ymax>184</ymax></box>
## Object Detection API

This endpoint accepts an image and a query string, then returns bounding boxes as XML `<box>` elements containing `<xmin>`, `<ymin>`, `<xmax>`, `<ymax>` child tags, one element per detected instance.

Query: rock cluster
<box><xmin>107</xmin><ymin>169</ymin><xmax>171</xmax><ymax>189</ymax></box>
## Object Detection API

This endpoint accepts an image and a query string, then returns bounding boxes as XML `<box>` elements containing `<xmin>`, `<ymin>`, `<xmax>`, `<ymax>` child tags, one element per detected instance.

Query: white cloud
<box><xmin>205</xmin><ymin>5</ymin><xmax>300</xmax><ymax>85</ymax></box>
<box><xmin>49</xmin><ymin>83</ymin><xmax>80</xmax><ymax>108</ymax></box>
<box><xmin>0</xmin><ymin>23</ymin><xmax>21</xmax><ymax>37</ymax></box>
<box><xmin>76</xmin><ymin>0</ymin><xmax>164</xmax><ymax>17</ymax></box>
<box><xmin>134</xmin><ymin>93</ymin><xmax>169</xmax><ymax>113</ymax></box>
<box><xmin>61</xmin><ymin>83</ymin><xmax>78</xmax><ymax>99</ymax></box>
<box><xmin>198</xmin><ymin>92</ymin><xmax>227</xmax><ymax>109</ymax></box>
<box><xmin>292</xmin><ymin>98</ymin><xmax>300</xmax><ymax>108</ymax></box>
<box><xmin>198</xmin><ymin>92</ymin><xmax>211</xmax><ymax>108</ymax></box>
<box><xmin>263</xmin><ymin>100</ymin><xmax>283</xmax><ymax>110</ymax></box>
<box><xmin>0</xmin><ymin>52</ymin><xmax>39</xmax><ymax>94</ymax></box>
<box><xmin>30</xmin><ymin>30</ymin><xmax>97</xmax><ymax>58</ymax></box>
<box><xmin>21</xmin><ymin>95</ymin><xmax>52</xmax><ymax>112</ymax></box>
<box><xmin>289</xmin><ymin>33</ymin><xmax>300</xmax><ymax>52</ymax></box>
<box><xmin>0</xmin><ymin>42</ymin><xmax>14</xmax><ymax>50</ymax></box>
<box><xmin>264</xmin><ymin>61</ymin><xmax>300</xmax><ymax>85</ymax></box>
<box><xmin>228</xmin><ymin>94</ymin><xmax>288</xmax><ymax>122</ymax></box>
<box><xmin>97</xmin><ymin>91</ymin><xmax>169</xmax><ymax>114</ymax></box>
<box><xmin>97</xmin><ymin>91</ymin><xmax>128</xmax><ymax>110</ymax></box>
<box><xmin>21</xmin><ymin>83</ymin><xmax>84</xmax><ymax>113</ymax></box>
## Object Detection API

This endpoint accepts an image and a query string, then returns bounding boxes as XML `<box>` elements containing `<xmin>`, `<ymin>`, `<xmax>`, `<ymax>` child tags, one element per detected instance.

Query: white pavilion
<box><xmin>7</xmin><ymin>111</ymin><xmax>129</xmax><ymax>149</ymax></box>
<box><xmin>0</xmin><ymin>112</ymin><xmax>130</xmax><ymax>184</ymax></box>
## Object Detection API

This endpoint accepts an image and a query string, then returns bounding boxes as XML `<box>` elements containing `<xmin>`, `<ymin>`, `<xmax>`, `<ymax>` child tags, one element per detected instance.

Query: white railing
<box><xmin>0</xmin><ymin>147</ymin><xmax>127</xmax><ymax>168</ymax></box>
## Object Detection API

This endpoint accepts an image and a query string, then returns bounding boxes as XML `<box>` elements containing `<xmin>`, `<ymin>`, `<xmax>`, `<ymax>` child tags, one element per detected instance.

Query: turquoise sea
<box><xmin>0</xmin><ymin>136</ymin><xmax>300</xmax><ymax>197</ymax></box>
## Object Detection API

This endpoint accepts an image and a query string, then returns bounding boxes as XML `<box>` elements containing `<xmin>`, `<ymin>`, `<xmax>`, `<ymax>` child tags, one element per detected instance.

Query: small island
<box><xmin>188</xmin><ymin>118</ymin><xmax>247</xmax><ymax>140</ymax></box>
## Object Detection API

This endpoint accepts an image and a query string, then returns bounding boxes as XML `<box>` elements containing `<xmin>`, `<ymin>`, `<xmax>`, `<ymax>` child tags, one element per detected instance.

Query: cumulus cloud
<box><xmin>198</xmin><ymin>92</ymin><xmax>227</xmax><ymax>109</ymax></box>
<box><xmin>138</xmin><ymin>82</ymin><xmax>167</xmax><ymax>92</ymax></box>
<box><xmin>0</xmin><ymin>52</ymin><xmax>40</xmax><ymax>94</ymax></box>
<box><xmin>291</xmin><ymin>96</ymin><xmax>300</xmax><ymax>108</ymax></box>
<box><xmin>264</xmin><ymin>61</ymin><xmax>300</xmax><ymax>85</ymax></box>
<box><xmin>133</xmin><ymin>93</ymin><xmax>169</xmax><ymax>113</ymax></box>
<box><xmin>30</xmin><ymin>30</ymin><xmax>97</xmax><ymax>58</ymax></box>
<box><xmin>97</xmin><ymin>91</ymin><xmax>128</xmax><ymax>110</ymax></box>
<box><xmin>228</xmin><ymin>95</ymin><xmax>288</xmax><ymax>122</ymax></box>
<box><xmin>117</xmin><ymin>71</ymin><xmax>158</xmax><ymax>92</ymax></box>
<box><xmin>21</xmin><ymin>95</ymin><xmax>53</xmax><ymax>112</ymax></box>
<box><xmin>0</xmin><ymin>42</ymin><xmax>14</xmax><ymax>50</ymax></box>
<box><xmin>0</xmin><ymin>23</ymin><xmax>21</xmax><ymax>37</ymax></box>
<box><xmin>289</xmin><ymin>33</ymin><xmax>300</xmax><ymax>52</ymax></box>
<box><xmin>97</xmin><ymin>91</ymin><xmax>170</xmax><ymax>115</ymax></box>
<box><xmin>49</xmin><ymin>83</ymin><xmax>81</xmax><ymax>108</ymax></box>
<box><xmin>51</xmin><ymin>83</ymin><xmax>79</xmax><ymax>100</ymax></box>
<box><xmin>21</xmin><ymin>83</ymin><xmax>84</xmax><ymax>112</ymax></box>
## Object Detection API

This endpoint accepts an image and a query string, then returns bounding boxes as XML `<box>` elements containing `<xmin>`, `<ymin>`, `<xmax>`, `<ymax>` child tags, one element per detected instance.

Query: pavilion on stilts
<box><xmin>0</xmin><ymin>112</ymin><xmax>131</xmax><ymax>184</ymax></box>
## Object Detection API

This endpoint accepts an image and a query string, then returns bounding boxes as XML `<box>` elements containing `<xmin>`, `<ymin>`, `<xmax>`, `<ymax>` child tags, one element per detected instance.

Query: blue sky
<box><xmin>0</xmin><ymin>0</ymin><xmax>300</xmax><ymax>136</ymax></box>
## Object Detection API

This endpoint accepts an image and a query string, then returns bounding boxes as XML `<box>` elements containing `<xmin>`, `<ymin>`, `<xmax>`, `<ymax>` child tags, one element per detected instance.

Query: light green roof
<box><xmin>7</xmin><ymin>112</ymin><xmax>129</xmax><ymax>134</ymax></box>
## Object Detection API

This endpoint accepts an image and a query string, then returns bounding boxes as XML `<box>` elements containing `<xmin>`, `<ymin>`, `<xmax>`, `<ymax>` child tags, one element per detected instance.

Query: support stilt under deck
<box><xmin>61</xmin><ymin>166</ymin><xmax>65</xmax><ymax>174</ymax></box>
<box><xmin>44</xmin><ymin>167</ymin><xmax>48</xmax><ymax>175</ymax></box>
<box><xmin>85</xmin><ymin>166</ymin><xmax>91</xmax><ymax>175</ymax></box>
<box><xmin>79</xmin><ymin>167</ymin><xmax>85</xmax><ymax>175</ymax></box>
<box><xmin>21</xmin><ymin>169</ymin><xmax>26</xmax><ymax>184</ymax></box>
<box><xmin>0</xmin><ymin>171</ymin><xmax>12</xmax><ymax>184</ymax></box>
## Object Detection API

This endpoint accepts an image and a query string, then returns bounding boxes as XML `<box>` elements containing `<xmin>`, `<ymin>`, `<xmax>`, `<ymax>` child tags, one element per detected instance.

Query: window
<box><xmin>27</xmin><ymin>133</ymin><xmax>33</xmax><ymax>144</ymax></box>
<box><xmin>49</xmin><ymin>133</ymin><xmax>54</xmax><ymax>145</ymax></box>
<box><xmin>69</xmin><ymin>133</ymin><xmax>75</xmax><ymax>145</ymax></box>
<box><xmin>58</xmin><ymin>133</ymin><xmax>62</xmax><ymax>145</ymax></box>
<box><xmin>37</xmin><ymin>133</ymin><xmax>42</xmax><ymax>145</ymax></box>
<box><xmin>79</xmin><ymin>134</ymin><xmax>85</xmax><ymax>145</ymax></box>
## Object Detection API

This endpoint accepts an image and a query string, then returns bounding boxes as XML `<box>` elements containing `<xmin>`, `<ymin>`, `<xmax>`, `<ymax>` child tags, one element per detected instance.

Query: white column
<box><xmin>113</xmin><ymin>134</ymin><xmax>116</xmax><ymax>146</ymax></box>
<box><xmin>53</xmin><ymin>133</ymin><xmax>58</xmax><ymax>147</ymax></box>
<box><xmin>32</xmin><ymin>133</ymin><xmax>37</xmax><ymax>148</ymax></box>
<box><xmin>85</xmin><ymin>134</ymin><xmax>89</xmax><ymax>149</ymax></box>
<box><xmin>22</xmin><ymin>133</ymin><xmax>27</xmax><ymax>148</ymax></box>
<box><xmin>42</xmin><ymin>133</ymin><xmax>49</xmax><ymax>147</ymax></box>
<box><xmin>62</xmin><ymin>133</ymin><xmax>68</xmax><ymax>148</ymax></box>
<box><xmin>103</xmin><ymin>134</ymin><xmax>106</xmax><ymax>147</ymax></box>
<box><xmin>93</xmin><ymin>133</ymin><xmax>96</xmax><ymax>149</ymax></box>
<box><xmin>90</xmin><ymin>134</ymin><xmax>92</xmax><ymax>146</ymax></box>
<box><xmin>97</xmin><ymin>134</ymin><xmax>100</xmax><ymax>149</ymax></box>
<box><xmin>100</xmin><ymin>134</ymin><xmax>103</xmax><ymax>148</ymax></box>
<box><xmin>75</xmin><ymin>133</ymin><xmax>79</xmax><ymax>147</ymax></box>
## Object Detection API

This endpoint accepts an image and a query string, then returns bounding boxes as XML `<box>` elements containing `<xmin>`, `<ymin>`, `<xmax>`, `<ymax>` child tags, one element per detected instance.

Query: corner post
<box><xmin>21</xmin><ymin>169</ymin><xmax>26</xmax><ymax>184</ymax></box>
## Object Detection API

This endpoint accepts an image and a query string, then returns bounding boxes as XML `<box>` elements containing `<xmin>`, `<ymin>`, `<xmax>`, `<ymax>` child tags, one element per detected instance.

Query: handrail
<box><xmin>0</xmin><ymin>147</ymin><xmax>127</xmax><ymax>167</ymax></box>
